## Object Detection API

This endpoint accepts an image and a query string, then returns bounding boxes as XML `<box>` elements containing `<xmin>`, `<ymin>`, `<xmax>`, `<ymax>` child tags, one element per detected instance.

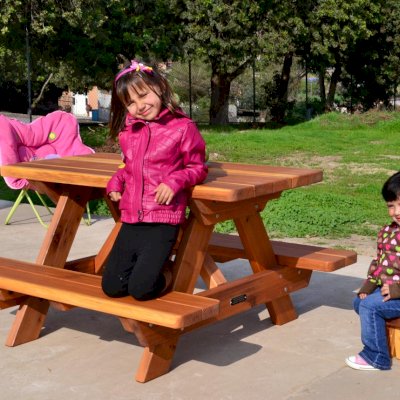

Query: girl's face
<box><xmin>125</xmin><ymin>83</ymin><xmax>162</xmax><ymax>121</ymax></box>
<box><xmin>387</xmin><ymin>197</ymin><xmax>400</xmax><ymax>225</ymax></box>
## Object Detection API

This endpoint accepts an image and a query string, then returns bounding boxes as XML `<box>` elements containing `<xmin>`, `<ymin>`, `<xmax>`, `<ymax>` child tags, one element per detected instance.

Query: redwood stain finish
<box><xmin>0</xmin><ymin>154</ymin><xmax>355</xmax><ymax>382</ymax></box>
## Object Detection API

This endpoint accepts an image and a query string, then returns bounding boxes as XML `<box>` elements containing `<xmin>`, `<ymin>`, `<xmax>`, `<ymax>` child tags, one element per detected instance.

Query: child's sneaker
<box><xmin>345</xmin><ymin>355</ymin><xmax>379</xmax><ymax>371</ymax></box>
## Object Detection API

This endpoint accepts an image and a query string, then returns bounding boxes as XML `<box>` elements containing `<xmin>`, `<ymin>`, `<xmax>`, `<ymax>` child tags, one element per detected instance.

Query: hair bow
<box><xmin>115</xmin><ymin>60</ymin><xmax>153</xmax><ymax>82</ymax></box>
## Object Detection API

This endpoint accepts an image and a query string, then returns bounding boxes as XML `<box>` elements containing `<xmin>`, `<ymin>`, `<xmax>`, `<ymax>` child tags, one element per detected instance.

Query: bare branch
<box><xmin>32</xmin><ymin>72</ymin><xmax>53</xmax><ymax>109</ymax></box>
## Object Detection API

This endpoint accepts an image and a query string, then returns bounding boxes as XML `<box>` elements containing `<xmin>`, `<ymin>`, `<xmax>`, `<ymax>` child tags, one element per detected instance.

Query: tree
<box><xmin>264</xmin><ymin>0</ymin><xmax>395</xmax><ymax>117</ymax></box>
<box><xmin>340</xmin><ymin>0</ymin><xmax>400</xmax><ymax>110</ymax></box>
<box><xmin>0</xmin><ymin>1</ymin><xmax>113</xmax><ymax>104</ymax></box>
<box><xmin>258</xmin><ymin>0</ymin><xmax>313</xmax><ymax>122</ymax></box>
<box><xmin>306</xmin><ymin>0</ymin><xmax>382</xmax><ymax>110</ymax></box>
<box><xmin>181</xmin><ymin>0</ymin><xmax>274</xmax><ymax>125</ymax></box>
<box><xmin>0</xmin><ymin>0</ymin><xmax>184</xmax><ymax>112</ymax></box>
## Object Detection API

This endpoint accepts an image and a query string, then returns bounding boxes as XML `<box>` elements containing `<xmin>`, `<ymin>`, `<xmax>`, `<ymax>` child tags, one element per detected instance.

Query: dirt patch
<box><xmin>279</xmin><ymin>154</ymin><xmax>393</xmax><ymax>173</ymax></box>
<box><xmin>277</xmin><ymin>154</ymin><xmax>394</xmax><ymax>180</ymax></box>
<box><xmin>344</xmin><ymin>164</ymin><xmax>393</xmax><ymax>175</ymax></box>
<box><xmin>278</xmin><ymin>155</ymin><xmax>342</xmax><ymax>170</ymax></box>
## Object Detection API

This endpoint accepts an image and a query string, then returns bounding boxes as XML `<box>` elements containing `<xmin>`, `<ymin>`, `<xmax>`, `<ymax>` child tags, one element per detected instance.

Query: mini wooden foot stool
<box><xmin>387</xmin><ymin>318</ymin><xmax>400</xmax><ymax>359</ymax></box>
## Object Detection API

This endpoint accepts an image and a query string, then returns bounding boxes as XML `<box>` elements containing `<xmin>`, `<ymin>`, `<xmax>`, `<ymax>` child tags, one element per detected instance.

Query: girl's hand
<box><xmin>381</xmin><ymin>284</ymin><xmax>391</xmax><ymax>302</ymax></box>
<box><xmin>109</xmin><ymin>191</ymin><xmax>122</xmax><ymax>202</ymax></box>
<box><xmin>359</xmin><ymin>293</ymin><xmax>368</xmax><ymax>299</ymax></box>
<box><xmin>154</xmin><ymin>183</ymin><xmax>174</xmax><ymax>205</ymax></box>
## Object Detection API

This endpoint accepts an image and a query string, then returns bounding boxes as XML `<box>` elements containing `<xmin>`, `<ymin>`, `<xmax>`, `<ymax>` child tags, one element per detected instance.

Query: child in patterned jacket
<box><xmin>346</xmin><ymin>171</ymin><xmax>400</xmax><ymax>370</ymax></box>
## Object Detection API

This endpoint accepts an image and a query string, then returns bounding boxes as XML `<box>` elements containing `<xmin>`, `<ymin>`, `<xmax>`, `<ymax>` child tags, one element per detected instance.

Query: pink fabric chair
<box><xmin>0</xmin><ymin>111</ymin><xmax>94</xmax><ymax>226</ymax></box>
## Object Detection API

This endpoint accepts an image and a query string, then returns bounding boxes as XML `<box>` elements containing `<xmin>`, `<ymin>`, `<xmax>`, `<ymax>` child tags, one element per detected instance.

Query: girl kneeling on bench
<box><xmin>101</xmin><ymin>60</ymin><xmax>207</xmax><ymax>301</ymax></box>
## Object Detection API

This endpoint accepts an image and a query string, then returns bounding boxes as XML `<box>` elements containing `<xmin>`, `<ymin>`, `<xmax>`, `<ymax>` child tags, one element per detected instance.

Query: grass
<box><xmin>202</xmin><ymin>110</ymin><xmax>400</xmax><ymax>238</ymax></box>
<box><xmin>2</xmin><ymin>110</ymin><xmax>400</xmax><ymax>240</ymax></box>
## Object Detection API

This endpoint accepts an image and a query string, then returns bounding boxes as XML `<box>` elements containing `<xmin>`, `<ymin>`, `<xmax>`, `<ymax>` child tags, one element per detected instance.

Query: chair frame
<box><xmin>5</xmin><ymin>189</ymin><xmax>52</xmax><ymax>228</ymax></box>
<box><xmin>4</xmin><ymin>188</ymin><xmax>91</xmax><ymax>228</ymax></box>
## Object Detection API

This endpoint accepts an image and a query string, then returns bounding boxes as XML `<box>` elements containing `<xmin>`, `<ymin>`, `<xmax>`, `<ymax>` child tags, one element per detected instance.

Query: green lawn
<box><xmin>202</xmin><ymin>111</ymin><xmax>400</xmax><ymax>238</ymax></box>
<box><xmin>2</xmin><ymin>111</ymin><xmax>400</xmax><ymax>240</ymax></box>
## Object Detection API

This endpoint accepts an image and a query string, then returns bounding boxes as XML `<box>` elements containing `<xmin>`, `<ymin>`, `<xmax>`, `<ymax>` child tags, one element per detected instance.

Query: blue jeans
<box><xmin>353</xmin><ymin>288</ymin><xmax>400</xmax><ymax>369</ymax></box>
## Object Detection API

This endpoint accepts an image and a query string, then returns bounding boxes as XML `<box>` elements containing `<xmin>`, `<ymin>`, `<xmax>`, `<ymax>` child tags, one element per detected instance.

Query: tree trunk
<box><xmin>326</xmin><ymin>64</ymin><xmax>341</xmax><ymax>110</ymax></box>
<box><xmin>271</xmin><ymin>52</ymin><xmax>293</xmax><ymax>123</ymax></box>
<box><xmin>209</xmin><ymin>70</ymin><xmax>231</xmax><ymax>125</ymax></box>
<box><xmin>318</xmin><ymin>69</ymin><xmax>326</xmax><ymax>107</ymax></box>
<box><xmin>279</xmin><ymin>53</ymin><xmax>293</xmax><ymax>101</ymax></box>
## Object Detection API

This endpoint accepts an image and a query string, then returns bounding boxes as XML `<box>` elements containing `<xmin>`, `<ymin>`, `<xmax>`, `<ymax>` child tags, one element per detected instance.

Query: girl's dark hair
<box><xmin>382</xmin><ymin>171</ymin><xmax>400</xmax><ymax>201</ymax></box>
<box><xmin>109</xmin><ymin>62</ymin><xmax>179</xmax><ymax>139</ymax></box>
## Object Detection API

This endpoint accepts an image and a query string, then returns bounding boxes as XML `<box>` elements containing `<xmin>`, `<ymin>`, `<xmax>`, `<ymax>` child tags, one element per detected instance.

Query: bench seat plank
<box><xmin>0</xmin><ymin>257</ymin><xmax>219</xmax><ymax>329</ymax></box>
<box><xmin>208</xmin><ymin>233</ymin><xmax>357</xmax><ymax>272</ymax></box>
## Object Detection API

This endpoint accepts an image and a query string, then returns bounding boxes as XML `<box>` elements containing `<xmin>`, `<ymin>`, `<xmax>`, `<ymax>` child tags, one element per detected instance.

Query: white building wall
<box><xmin>98</xmin><ymin>91</ymin><xmax>111</xmax><ymax>122</ymax></box>
<box><xmin>72</xmin><ymin>93</ymin><xmax>88</xmax><ymax>117</ymax></box>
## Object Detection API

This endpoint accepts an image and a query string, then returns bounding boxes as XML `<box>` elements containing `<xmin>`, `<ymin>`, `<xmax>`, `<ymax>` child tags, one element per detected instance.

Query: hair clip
<box><xmin>115</xmin><ymin>60</ymin><xmax>153</xmax><ymax>82</ymax></box>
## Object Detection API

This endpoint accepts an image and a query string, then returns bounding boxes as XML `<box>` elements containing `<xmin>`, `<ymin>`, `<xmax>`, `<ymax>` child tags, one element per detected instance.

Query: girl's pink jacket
<box><xmin>106</xmin><ymin>108</ymin><xmax>208</xmax><ymax>225</ymax></box>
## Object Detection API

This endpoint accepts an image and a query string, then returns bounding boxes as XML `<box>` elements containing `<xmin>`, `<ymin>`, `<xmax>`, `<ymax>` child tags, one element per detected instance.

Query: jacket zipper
<box><xmin>137</xmin><ymin>121</ymin><xmax>151</xmax><ymax>222</ymax></box>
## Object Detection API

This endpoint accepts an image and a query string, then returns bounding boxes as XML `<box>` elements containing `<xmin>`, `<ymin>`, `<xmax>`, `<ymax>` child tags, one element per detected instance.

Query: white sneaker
<box><xmin>345</xmin><ymin>355</ymin><xmax>379</xmax><ymax>371</ymax></box>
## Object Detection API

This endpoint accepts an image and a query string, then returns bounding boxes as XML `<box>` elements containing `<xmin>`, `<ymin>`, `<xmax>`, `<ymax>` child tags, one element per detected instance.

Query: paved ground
<box><xmin>0</xmin><ymin>201</ymin><xmax>399</xmax><ymax>400</ymax></box>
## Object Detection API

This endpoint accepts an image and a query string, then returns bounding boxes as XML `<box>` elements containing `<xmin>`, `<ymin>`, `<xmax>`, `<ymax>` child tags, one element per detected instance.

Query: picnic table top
<box><xmin>0</xmin><ymin>153</ymin><xmax>323</xmax><ymax>202</ymax></box>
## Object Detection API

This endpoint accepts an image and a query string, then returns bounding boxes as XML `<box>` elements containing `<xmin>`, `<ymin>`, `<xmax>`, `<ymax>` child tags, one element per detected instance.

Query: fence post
<box><xmin>25</xmin><ymin>2</ymin><xmax>32</xmax><ymax>122</ymax></box>
<box><xmin>188</xmin><ymin>59</ymin><xmax>193</xmax><ymax>119</ymax></box>
<box><xmin>252</xmin><ymin>59</ymin><xmax>256</xmax><ymax>123</ymax></box>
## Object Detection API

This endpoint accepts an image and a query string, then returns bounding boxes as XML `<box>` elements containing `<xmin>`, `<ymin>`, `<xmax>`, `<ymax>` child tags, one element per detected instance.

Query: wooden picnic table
<box><xmin>0</xmin><ymin>153</ymin><xmax>357</xmax><ymax>382</ymax></box>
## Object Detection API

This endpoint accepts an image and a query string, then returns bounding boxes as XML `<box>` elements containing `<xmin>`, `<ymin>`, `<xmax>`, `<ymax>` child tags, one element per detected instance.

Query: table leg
<box><xmin>172</xmin><ymin>214</ymin><xmax>214</xmax><ymax>294</ymax></box>
<box><xmin>5</xmin><ymin>298</ymin><xmax>49</xmax><ymax>346</ymax></box>
<box><xmin>119</xmin><ymin>318</ymin><xmax>180</xmax><ymax>382</ymax></box>
<box><xmin>37</xmin><ymin>188</ymin><xmax>91</xmax><ymax>265</ymax></box>
<box><xmin>5</xmin><ymin>187</ymin><xmax>91</xmax><ymax>346</ymax></box>
<box><xmin>115</xmin><ymin>214</ymin><xmax>214</xmax><ymax>380</ymax></box>
<box><xmin>234</xmin><ymin>212</ymin><xmax>298</xmax><ymax>325</ymax></box>
<box><xmin>62</xmin><ymin>195</ymin><xmax>122</xmax><ymax>275</ymax></box>
<box><xmin>200</xmin><ymin>253</ymin><xmax>228</xmax><ymax>288</ymax></box>
<box><xmin>136</xmin><ymin>339</ymin><xmax>180</xmax><ymax>383</ymax></box>
<box><xmin>93</xmin><ymin>197</ymin><xmax>122</xmax><ymax>275</ymax></box>
<box><xmin>93</xmin><ymin>221</ymin><xmax>122</xmax><ymax>274</ymax></box>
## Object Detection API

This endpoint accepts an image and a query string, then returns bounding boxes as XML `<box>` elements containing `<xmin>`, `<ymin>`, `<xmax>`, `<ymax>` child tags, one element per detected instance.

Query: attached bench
<box><xmin>0</xmin><ymin>257</ymin><xmax>219</xmax><ymax>329</ymax></box>
<box><xmin>0</xmin><ymin>257</ymin><xmax>220</xmax><ymax>382</ymax></box>
<box><xmin>208</xmin><ymin>232</ymin><xmax>357</xmax><ymax>272</ymax></box>
<box><xmin>0</xmin><ymin>233</ymin><xmax>357</xmax><ymax>381</ymax></box>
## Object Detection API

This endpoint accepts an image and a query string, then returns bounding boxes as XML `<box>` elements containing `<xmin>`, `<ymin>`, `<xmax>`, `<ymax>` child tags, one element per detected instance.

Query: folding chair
<box><xmin>0</xmin><ymin>111</ymin><xmax>94</xmax><ymax>227</ymax></box>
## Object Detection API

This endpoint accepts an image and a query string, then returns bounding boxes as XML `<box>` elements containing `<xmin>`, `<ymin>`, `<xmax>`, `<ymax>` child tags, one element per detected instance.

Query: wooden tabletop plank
<box><xmin>3</xmin><ymin>157</ymin><xmax>119</xmax><ymax>173</ymax></box>
<box><xmin>2</xmin><ymin>161</ymin><xmax>115</xmax><ymax>176</ymax></box>
<box><xmin>208</xmin><ymin>161</ymin><xmax>322</xmax><ymax>176</ymax></box>
<box><xmin>205</xmin><ymin>173</ymin><xmax>290</xmax><ymax>197</ymax></box>
<box><xmin>208</xmin><ymin>162</ymin><xmax>323</xmax><ymax>187</ymax></box>
<box><xmin>190</xmin><ymin>180</ymin><xmax>256</xmax><ymax>201</ymax></box>
<box><xmin>1</xmin><ymin>154</ymin><xmax>323</xmax><ymax>202</ymax></box>
<box><xmin>1</xmin><ymin>163</ymin><xmax>111</xmax><ymax>188</ymax></box>
<box><xmin>83</xmin><ymin>152</ymin><xmax>121</xmax><ymax>161</ymax></box>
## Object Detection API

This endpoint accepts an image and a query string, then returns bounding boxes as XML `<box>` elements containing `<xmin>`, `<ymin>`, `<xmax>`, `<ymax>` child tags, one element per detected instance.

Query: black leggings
<box><xmin>101</xmin><ymin>222</ymin><xmax>179</xmax><ymax>301</ymax></box>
